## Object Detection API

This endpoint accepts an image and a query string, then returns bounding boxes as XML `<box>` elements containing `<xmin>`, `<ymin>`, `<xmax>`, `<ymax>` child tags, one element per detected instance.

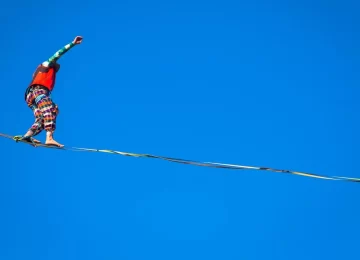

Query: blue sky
<box><xmin>1</xmin><ymin>0</ymin><xmax>359</xmax><ymax>259</ymax></box>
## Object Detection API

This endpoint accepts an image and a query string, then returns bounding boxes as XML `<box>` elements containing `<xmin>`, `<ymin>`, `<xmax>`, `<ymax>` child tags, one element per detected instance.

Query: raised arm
<box><xmin>42</xmin><ymin>36</ymin><xmax>83</xmax><ymax>66</ymax></box>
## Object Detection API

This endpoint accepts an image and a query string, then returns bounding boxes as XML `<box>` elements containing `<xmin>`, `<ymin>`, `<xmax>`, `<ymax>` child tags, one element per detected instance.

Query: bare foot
<box><xmin>46</xmin><ymin>139</ymin><xmax>64</xmax><ymax>147</ymax></box>
<box><xmin>17</xmin><ymin>135</ymin><xmax>41</xmax><ymax>146</ymax></box>
<box><xmin>28</xmin><ymin>137</ymin><xmax>41</xmax><ymax>147</ymax></box>
<box><xmin>31</xmin><ymin>138</ymin><xmax>41</xmax><ymax>143</ymax></box>
<box><xmin>45</xmin><ymin>131</ymin><xmax>64</xmax><ymax>147</ymax></box>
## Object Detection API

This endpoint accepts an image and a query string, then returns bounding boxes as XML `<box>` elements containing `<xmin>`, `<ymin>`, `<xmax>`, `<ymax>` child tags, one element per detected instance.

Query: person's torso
<box><xmin>29</xmin><ymin>64</ymin><xmax>57</xmax><ymax>91</ymax></box>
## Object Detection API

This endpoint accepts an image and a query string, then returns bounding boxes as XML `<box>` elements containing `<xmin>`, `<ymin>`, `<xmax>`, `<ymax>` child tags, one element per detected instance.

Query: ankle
<box><xmin>46</xmin><ymin>131</ymin><xmax>54</xmax><ymax>140</ymax></box>
<box><xmin>24</xmin><ymin>130</ymin><xmax>34</xmax><ymax>137</ymax></box>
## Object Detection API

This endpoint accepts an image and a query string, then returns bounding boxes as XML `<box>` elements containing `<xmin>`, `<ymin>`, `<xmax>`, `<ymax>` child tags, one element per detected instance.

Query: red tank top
<box><xmin>29</xmin><ymin>64</ymin><xmax>57</xmax><ymax>91</ymax></box>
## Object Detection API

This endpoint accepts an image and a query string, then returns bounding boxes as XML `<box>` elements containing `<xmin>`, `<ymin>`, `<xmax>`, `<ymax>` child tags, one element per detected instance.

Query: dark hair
<box><xmin>53</xmin><ymin>62</ymin><xmax>60</xmax><ymax>72</ymax></box>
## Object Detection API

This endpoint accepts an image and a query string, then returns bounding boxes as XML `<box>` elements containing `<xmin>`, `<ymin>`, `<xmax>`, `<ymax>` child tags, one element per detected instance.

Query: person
<box><xmin>14</xmin><ymin>36</ymin><xmax>83</xmax><ymax>147</ymax></box>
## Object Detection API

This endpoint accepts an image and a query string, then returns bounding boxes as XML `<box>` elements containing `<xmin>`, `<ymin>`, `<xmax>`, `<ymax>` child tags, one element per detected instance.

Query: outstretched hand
<box><xmin>73</xmin><ymin>36</ymin><xmax>83</xmax><ymax>44</ymax></box>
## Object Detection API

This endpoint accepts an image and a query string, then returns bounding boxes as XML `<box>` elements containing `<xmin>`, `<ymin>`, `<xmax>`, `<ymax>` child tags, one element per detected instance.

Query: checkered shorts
<box><xmin>25</xmin><ymin>85</ymin><xmax>59</xmax><ymax>135</ymax></box>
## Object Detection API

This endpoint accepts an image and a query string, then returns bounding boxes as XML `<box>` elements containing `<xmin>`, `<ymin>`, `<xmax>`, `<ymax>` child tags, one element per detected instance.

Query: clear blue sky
<box><xmin>1</xmin><ymin>0</ymin><xmax>359</xmax><ymax>259</ymax></box>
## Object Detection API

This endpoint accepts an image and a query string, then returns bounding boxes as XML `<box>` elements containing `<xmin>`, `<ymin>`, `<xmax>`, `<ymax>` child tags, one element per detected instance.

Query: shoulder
<box><xmin>42</xmin><ymin>61</ymin><xmax>50</xmax><ymax>67</ymax></box>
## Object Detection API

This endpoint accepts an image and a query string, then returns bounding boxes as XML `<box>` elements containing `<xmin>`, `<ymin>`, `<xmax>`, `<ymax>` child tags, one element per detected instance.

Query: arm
<box><xmin>45</xmin><ymin>42</ymin><xmax>75</xmax><ymax>65</ymax></box>
<box><xmin>42</xmin><ymin>36</ymin><xmax>83</xmax><ymax>66</ymax></box>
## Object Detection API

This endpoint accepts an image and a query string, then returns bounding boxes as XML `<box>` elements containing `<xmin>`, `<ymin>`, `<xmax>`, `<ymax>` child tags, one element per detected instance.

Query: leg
<box><xmin>23</xmin><ymin>106</ymin><xmax>44</xmax><ymax>141</ymax></box>
<box><xmin>21</xmin><ymin>86</ymin><xmax>45</xmax><ymax>143</ymax></box>
<box><xmin>36</xmin><ymin>97</ymin><xmax>63</xmax><ymax>147</ymax></box>
<box><xmin>14</xmin><ymin>106</ymin><xmax>43</xmax><ymax>145</ymax></box>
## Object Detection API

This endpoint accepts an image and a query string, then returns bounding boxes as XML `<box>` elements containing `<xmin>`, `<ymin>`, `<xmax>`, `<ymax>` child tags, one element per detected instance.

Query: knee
<box><xmin>52</xmin><ymin>104</ymin><xmax>59</xmax><ymax>116</ymax></box>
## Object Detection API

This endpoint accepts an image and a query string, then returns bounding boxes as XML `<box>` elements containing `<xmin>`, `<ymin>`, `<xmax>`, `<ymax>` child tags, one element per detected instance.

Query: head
<box><xmin>53</xmin><ymin>62</ymin><xmax>60</xmax><ymax>72</ymax></box>
<box><xmin>48</xmin><ymin>61</ymin><xmax>60</xmax><ymax>72</ymax></box>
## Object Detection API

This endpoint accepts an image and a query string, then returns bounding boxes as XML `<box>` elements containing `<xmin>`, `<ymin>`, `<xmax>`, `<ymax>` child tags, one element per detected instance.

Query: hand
<box><xmin>72</xmin><ymin>36</ymin><xmax>83</xmax><ymax>44</ymax></box>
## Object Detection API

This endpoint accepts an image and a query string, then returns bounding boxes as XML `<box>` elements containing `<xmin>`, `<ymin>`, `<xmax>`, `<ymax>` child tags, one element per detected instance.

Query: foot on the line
<box><xmin>24</xmin><ymin>136</ymin><xmax>41</xmax><ymax>147</ymax></box>
<box><xmin>14</xmin><ymin>135</ymin><xmax>41</xmax><ymax>146</ymax></box>
<box><xmin>45</xmin><ymin>139</ymin><xmax>64</xmax><ymax>147</ymax></box>
<box><xmin>29</xmin><ymin>137</ymin><xmax>41</xmax><ymax>143</ymax></box>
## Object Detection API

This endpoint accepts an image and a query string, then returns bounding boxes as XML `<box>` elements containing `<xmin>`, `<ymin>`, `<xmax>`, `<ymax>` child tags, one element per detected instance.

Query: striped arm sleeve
<box><xmin>42</xmin><ymin>42</ymin><xmax>76</xmax><ymax>66</ymax></box>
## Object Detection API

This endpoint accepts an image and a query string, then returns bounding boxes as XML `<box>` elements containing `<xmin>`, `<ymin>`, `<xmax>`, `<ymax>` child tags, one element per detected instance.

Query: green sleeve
<box><xmin>46</xmin><ymin>42</ymin><xmax>76</xmax><ymax>64</ymax></box>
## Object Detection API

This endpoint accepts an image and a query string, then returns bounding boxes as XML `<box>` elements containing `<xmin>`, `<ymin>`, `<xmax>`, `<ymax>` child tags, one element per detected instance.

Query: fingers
<box><xmin>74</xmin><ymin>36</ymin><xmax>83</xmax><ymax>43</ymax></box>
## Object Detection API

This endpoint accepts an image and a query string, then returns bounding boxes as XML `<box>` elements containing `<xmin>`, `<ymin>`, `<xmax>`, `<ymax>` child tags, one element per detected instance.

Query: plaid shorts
<box><xmin>25</xmin><ymin>85</ymin><xmax>59</xmax><ymax>135</ymax></box>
